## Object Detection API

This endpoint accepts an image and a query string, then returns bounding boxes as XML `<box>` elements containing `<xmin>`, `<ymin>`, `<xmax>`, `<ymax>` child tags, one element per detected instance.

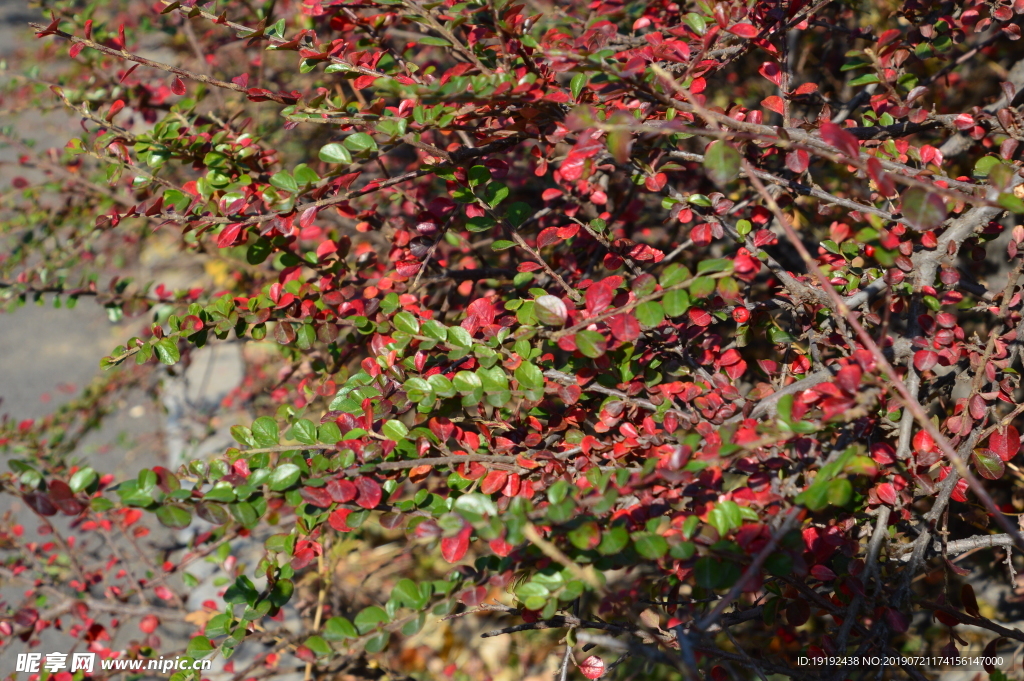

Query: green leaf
<box><xmin>269</xmin><ymin>463</ymin><xmax>301</xmax><ymax>491</ymax></box>
<box><xmin>505</xmin><ymin>201</ymin><xmax>531</xmax><ymax>227</ymax></box>
<box><xmin>323</xmin><ymin>616</ymin><xmax>358</xmax><ymax>640</ymax></box>
<box><xmin>305</xmin><ymin>635</ymin><xmax>331</xmax><ymax>656</ymax></box>
<box><xmin>514</xmin><ymin>362</ymin><xmax>544</xmax><ymax>390</ymax></box>
<box><xmin>454</xmin><ymin>493</ymin><xmax>498</xmax><ymax>524</ymax></box>
<box><xmin>252</xmin><ymin>417</ymin><xmax>279</xmax><ymax>447</ymax></box>
<box><xmin>468</xmin><ymin>166</ymin><xmax>491</xmax><ymax>186</ymax></box>
<box><xmin>998</xmin><ymin>192</ymin><xmax>1024</xmax><ymax>214</ymax></box>
<box><xmin>391</xmin><ymin>578</ymin><xmax>430</xmax><ymax>609</ymax></box>
<box><xmin>663</xmin><ymin>289</ymin><xmax>691</xmax><ymax>317</ymax></box>
<box><xmin>848</xmin><ymin>73</ymin><xmax>880</xmax><ymax>86</ymax></box>
<box><xmin>466</xmin><ymin>216</ymin><xmax>495</xmax><ymax>232</ymax></box>
<box><xmin>318</xmin><ymin>142</ymin><xmax>352</xmax><ymax>164</ymax></box>
<box><xmin>703</xmin><ymin>141</ymin><xmax>741</xmax><ymax>187</ymax></box>
<box><xmin>154</xmin><ymin>338</ymin><xmax>180</xmax><ymax>365</ymax></box>
<box><xmin>296</xmin><ymin>324</ymin><xmax>316</xmax><ymax>350</ymax></box>
<box><xmin>697</xmin><ymin>258</ymin><xmax>733</xmax><ymax>274</ymax></box>
<box><xmin>827</xmin><ymin>478</ymin><xmax>853</xmax><ymax>506</ymax></box>
<box><xmin>185</xmin><ymin>635</ymin><xmax>214</xmax><ymax>658</ymax></box>
<box><xmin>69</xmin><ymin>467</ymin><xmax>97</xmax><ymax>493</ymax></box>
<box><xmin>270</xmin><ymin>171</ymin><xmax>298</xmax><ymax>193</ymax></box>
<box><xmin>598</xmin><ymin>525</ymin><xmax>629</xmax><ymax>555</ymax></box>
<box><xmin>383</xmin><ymin>419</ymin><xmax>409</xmax><ymax>441</ymax></box>
<box><xmin>483</xmin><ymin>182</ymin><xmax>509</xmax><ymax>207</ymax></box>
<box><xmin>683</xmin><ymin>12</ymin><xmax>706</xmax><ymax>34</ymax></box>
<box><xmin>575</xmin><ymin>329</ymin><xmax>606</xmax><ymax>358</ymax></box>
<box><xmin>343</xmin><ymin>132</ymin><xmax>378</xmax><ymax>153</ymax></box>
<box><xmin>635</xmin><ymin>301</ymin><xmax>665</xmax><ymax>328</ymax></box>
<box><xmin>491</xmin><ymin>240</ymin><xmax>516</xmax><ymax>251</ymax></box>
<box><xmin>453</xmin><ymin>371</ymin><xmax>483</xmax><ymax>394</ymax></box>
<box><xmin>694</xmin><ymin>557</ymin><xmax>720</xmax><ymax>589</ymax></box>
<box><xmin>974</xmin><ymin>155</ymin><xmax>1002</xmax><ymax>179</ymax></box>
<box><xmin>632</xmin><ymin>532</ymin><xmax>668</xmax><ymax>559</ymax></box>
<box><xmin>689</xmin><ymin>276</ymin><xmax>716</xmax><ymax>299</ymax></box>
<box><xmin>418</xmin><ymin>35</ymin><xmax>452</xmax><ymax>46</ymax></box>
<box><xmin>292</xmin><ymin>419</ymin><xmax>317</xmax><ymax>445</ymax></box>
<box><xmin>768</xmin><ymin>326</ymin><xmax>796</xmax><ymax>344</ymax></box>
<box><xmin>393</xmin><ymin>311</ymin><xmax>420</xmax><ymax>334</ymax></box>
<box><xmin>660</xmin><ymin>263</ymin><xmax>691</xmax><ymax>288</ymax></box>
<box><xmin>156</xmin><ymin>505</ymin><xmax>192</xmax><ymax>529</ymax></box>
<box><xmin>570</xmin><ymin>73</ymin><xmax>586</xmax><ymax>99</ymax></box>
<box><xmin>569</xmin><ymin>521</ymin><xmax>601</xmax><ymax>550</ymax></box>
<box><xmin>354</xmin><ymin>605</ymin><xmax>390</xmax><ymax>634</ymax></box>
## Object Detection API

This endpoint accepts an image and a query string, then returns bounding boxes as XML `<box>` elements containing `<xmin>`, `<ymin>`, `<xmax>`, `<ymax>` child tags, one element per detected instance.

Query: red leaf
<box><xmin>785</xmin><ymin>149</ymin><xmax>809</xmax><ymax>173</ymax></box>
<box><xmin>876</xmin><ymin>482</ymin><xmax>897</xmax><ymax>506</ymax></box>
<box><xmin>885</xmin><ymin>608</ymin><xmax>908</xmax><ymax>633</ymax></box>
<box><xmin>989</xmin><ymin>426</ymin><xmax>1020</xmax><ymax>461</ymax></box>
<box><xmin>328</xmin><ymin>508</ymin><xmax>353</xmax><ymax>532</ymax></box>
<box><xmin>608</xmin><ymin>313</ymin><xmax>641</xmax><ymax>341</ymax></box>
<box><xmin>537</xmin><ymin>227</ymin><xmax>562</xmax><ymax>248</ymax></box>
<box><xmin>23</xmin><ymin>492</ymin><xmax>56</xmax><ymax>516</ymax></box>
<box><xmin>820</xmin><ymin>121</ymin><xmax>860</xmax><ymax>158</ymax></box>
<box><xmin>835</xmin><ymin>364</ymin><xmax>861</xmax><ymax>394</ymax></box>
<box><xmin>441</xmin><ymin>523</ymin><xmax>472</xmax><ymax>563</ymax></box>
<box><xmin>300</xmin><ymin>205</ymin><xmax>318</xmax><ymax>229</ymax></box>
<box><xmin>480</xmin><ymin>470</ymin><xmax>508</xmax><ymax>495</ymax></box>
<box><xmin>326</xmin><ymin>478</ymin><xmax>357</xmax><ymax>503</ymax></box>
<box><xmin>758</xmin><ymin>61</ymin><xmax>783</xmax><ymax>87</ymax></box>
<box><xmin>728</xmin><ymin>23</ymin><xmax>759</xmax><ymax>38</ymax></box>
<box><xmin>867</xmin><ymin>157</ymin><xmax>896</xmax><ymax>196</ymax></box>
<box><xmin>900</xmin><ymin>187</ymin><xmax>947</xmax><ymax>231</ymax></box>
<box><xmin>579</xmin><ymin>655</ymin><xmax>606</xmax><ymax>679</ymax></box>
<box><xmin>69</xmin><ymin>43</ymin><xmax>84</xmax><ymax>58</ymax></box>
<box><xmin>171</xmin><ymin>77</ymin><xmax>186</xmax><ymax>95</ymax></box>
<box><xmin>561</xmin><ymin>128</ymin><xmax>603</xmax><ymax>182</ymax></box>
<box><xmin>119</xmin><ymin>64</ymin><xmax>140</xmax><ymax>83</ymax></box>
<box><xmin>139</xmin><ymin>615</ymin><xmax>159</xmax><ymax>634</ymax></box>
<box><xmin>489</xmin><ymin>537</ymin><xmax>513</xmax><ymax>556</ymax></box>
<box><xmin>586</xmin><ymin>277</ymin><xmax>618</xmax><ymax>314</ymax></box>
<box><xmin>354</xmin><ymin>75</ymin><xmax>377</xmax><ymax>90</ymax></box>
<box><xmin>458</xmin><ymin>586</ymin><xmax>487</xmax><ymax>606</ymax></box>
<box><xmin>913</xmin><ymin>429</ymin><xmax>937</xmax><ymax>456</ymax></box>
<box><xmin>961</xmin><ymin>583</ymin><xmax>981</xmax><ymax>618</ymax></box>
<box><xmin>690</xmin><ymin>222</ymin><xmax>713</xmax><ymax>247</ymax></box>
<box><xmin>786</xmin><ymin>599</ymin><xmax>810</xmax><ymax>626</ymax></box>
<box><xmin>913</xmin><ymin>350</ymin><xmax>938</xmax><ymax>371</ymax></box>
<box><xmin>688</xmin><ymin>308</ymin><xmax>712</xmax><ymax>326</ymax></box>
<box><xmin>355</xmin><ymin>476</ymin><xmax>382</xmax><ymax>509</ymax></box>
<box><xmin>810</xmin><ymin>565</ymin><xmax>836</xmax><ymax>581</ymax></box>
<box><xmin>217</xmin><ymin>223</ymin><xmax>244</xmax><ymax>248</ymax></box>
<box><xmin>644</xmin><ymin>173</ymin><xmax>667</xmax><ymax>192</ymax></box>
<box><xmin>969</xmin><ymin>394</ymin><xmax>987</xmax><ymax>420</ymax></box>
<box><xmin>972</xmin><ymin>448</ymin><xmax>1005</xmax><ymax>480</ymax></box>
<box><xmin>299</xmin><ymin>486</ymin><xmax>333</xmax><ymax>507</ymax></box>
<box><xmin>106</xmin><ymin>99</ymin><xmax>125</xmax><ymax>121</ymax></box>
<box><xmin>463</xmin><ymin>298</ymin><xmax>497</xmax><ymax>334</ymax></box>
<box><xmin>761</xmin><ymin>96</ymin><xmax>785</xmax><ymax>114</ymax></box>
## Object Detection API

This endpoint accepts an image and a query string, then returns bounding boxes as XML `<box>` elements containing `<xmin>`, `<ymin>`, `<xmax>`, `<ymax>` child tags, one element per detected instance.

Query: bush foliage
<box><xmin>4</xmin><ymin>0</ymin><xmax>1024</xmax><ymax>679</ymax></box>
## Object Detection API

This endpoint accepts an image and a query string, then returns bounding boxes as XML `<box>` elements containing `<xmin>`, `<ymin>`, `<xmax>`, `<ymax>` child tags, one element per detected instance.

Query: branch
<box><xmin>30</xmin><ymin>24</ymin><xmax>294</xmax><ymax>104</ymax></box>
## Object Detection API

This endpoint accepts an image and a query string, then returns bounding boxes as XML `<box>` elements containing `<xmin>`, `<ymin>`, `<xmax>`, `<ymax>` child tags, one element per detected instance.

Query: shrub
<box><xmin>3</xmin><ymin>0</ymin><xmax>1024</xmax><ymax>679</ymax></box>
